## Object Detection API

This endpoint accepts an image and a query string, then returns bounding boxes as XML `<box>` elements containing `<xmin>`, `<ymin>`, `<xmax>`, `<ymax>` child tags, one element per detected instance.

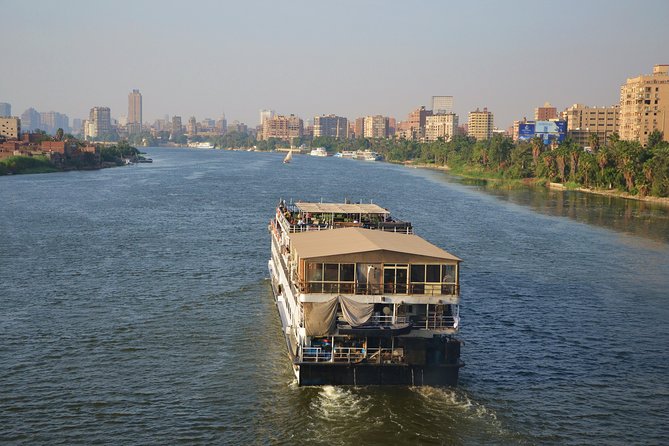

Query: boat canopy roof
<box><xmin>290</xmin><ymin>227</ymin><xmax>461</xmax><ymax>262</ymax></box>
<box><xmin>294</xmin><ymin>202</ymin><xmax>389</xmax><ymax>216</ymax></box>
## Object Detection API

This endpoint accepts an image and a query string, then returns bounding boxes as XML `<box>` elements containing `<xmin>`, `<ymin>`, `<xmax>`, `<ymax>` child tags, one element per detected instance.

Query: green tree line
<box><xmin>308</xmin><ymin>131</ymin><xmax>669</xmax><ymax>197</ymax></box>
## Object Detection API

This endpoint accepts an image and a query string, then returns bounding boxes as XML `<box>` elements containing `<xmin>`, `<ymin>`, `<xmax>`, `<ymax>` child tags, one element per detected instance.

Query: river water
<box><xmin>1</xmin><ymin>148</ymin><xmax>667</xmax><ymax>445</ymax></box>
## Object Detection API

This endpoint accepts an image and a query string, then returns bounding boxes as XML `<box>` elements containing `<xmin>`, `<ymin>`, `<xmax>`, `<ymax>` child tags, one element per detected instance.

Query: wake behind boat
<box><xmin>268</xmin><ymin>200</ymin><xmax>464</xmax><ymax>386</ymax></box>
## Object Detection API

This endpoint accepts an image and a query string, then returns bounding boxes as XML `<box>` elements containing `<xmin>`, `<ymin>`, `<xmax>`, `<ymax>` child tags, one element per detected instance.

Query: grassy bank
<box><xmin>405</xmin><ymin>160</ymin><xmax>669</xmax><ymax>206</ymax></box>
<box><xmin>0</xmin><ymin>156</ymin><xmax>60</xmax><ymax>175</ymax></box>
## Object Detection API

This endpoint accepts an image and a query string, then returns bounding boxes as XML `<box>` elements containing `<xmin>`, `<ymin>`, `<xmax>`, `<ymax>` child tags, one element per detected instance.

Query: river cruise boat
<box><xmin>268</xmin><ymin>200</ymin><xmax>463</xmax><ymax>386</ymax></box>
<box><xmin>309</xmin><ymin>147</ymin><xmax>328</xmax><ymax>157</ymax></box>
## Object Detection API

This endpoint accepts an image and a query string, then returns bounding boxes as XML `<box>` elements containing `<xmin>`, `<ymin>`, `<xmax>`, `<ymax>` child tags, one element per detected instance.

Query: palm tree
<box><xmin>531</xmin><ymin>136</ymin><xmax>543</xmax><ymax>168</ymax></box>
<box><xmin>588</xmin><ymin>132</ymin><xmax>600</xmax><ymax>152</ymax></box>
<box><xmin>579</xmin><ymin>151</ymin><xmax>596</xmax><ymax>187</ymax></box>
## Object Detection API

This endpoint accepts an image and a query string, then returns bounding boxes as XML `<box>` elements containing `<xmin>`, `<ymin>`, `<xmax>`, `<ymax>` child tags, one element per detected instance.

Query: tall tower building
<box><xmin>128</xmin><ymin>89</ymin><xmax>142</xmax><ymax>135</ymax></box>
<box><xmin>619</xmin><ymin>64</ymin><xmax>669</xmax><ymax>145</ymax></box>
<box><xmin>171</xmin><ymin>116</ymin><xmax>183</xmax><ymax>136</ymax></box>
<box><xmin>187</xmin><ymin>116</ymin><xmax>197</xmax><ymax>136</ymax></box>
<box><xmin>467</xmin><ymin>108</ymin><xmax>494</xmax><ymax>141</ymax></box>
<box><xmin>0</xmin><ymin>102</ymin><xmax>11</xmax><ymax>117</ymax></box>
<box><xmin>432</xmin><ymin>96</ymin><xmax>454</xmax><ymax>115</ymax></box>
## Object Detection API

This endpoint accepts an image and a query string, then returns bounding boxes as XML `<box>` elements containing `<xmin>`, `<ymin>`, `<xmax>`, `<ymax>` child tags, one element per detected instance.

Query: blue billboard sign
<box><xmin>518</xmin><ymin>123</ymin><xmax>535</xmax><ymax>141</ymax></box>
<box><xmin>519</xmin><ymin>120</ymin><xmax>567</xmax><ymax>144</ymax></box>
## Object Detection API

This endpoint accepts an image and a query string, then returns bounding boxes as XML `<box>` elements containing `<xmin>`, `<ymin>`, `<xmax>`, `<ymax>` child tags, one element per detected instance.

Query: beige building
<box><xmin>0</xmin><ymin>117</ymin><xmax>21</xmax><ymax>139</ymax></box>
<box><xmin>425</xmin><ymin>113</ymin><xmax>459</xmax><ymax>142</ymax></box>
<box><xmin>467</xmin><ymin>108</ymin><xmax>493</xmax><ymax>141</ymax></box>
<box><xmin>84</xmin><ymin>106</ymin><xmax>111</xmax><ymax>140</ymax></box>
<box><xmin>314</xmin><ymin>115</ymin><xmax>348</xmax><ymax>139</ymax></box>
<box><xmin>562</xmin><ymin>103</ymin><xmax>619</xmax><ymax>148</ymax></box>
<box><xmin>363</xmin><ymin>115</ymin><xmax>388</xmax><ymax>138</ymax></box>
<box><xmin>535</xmin><ymin>102</ymin><xmax>557</xmax><ymax>121</ymax></box>
<box><xmin>127</xmin><ymin>89</ymin><xmax>142</xmax><ymax>135</ymax></box>
<box><xmin>262</xmin><ymin>114</ymin><xmax>303</xmax><ymax>141</ymax></box>
<box><xmin>619</xmin><ymin>64</ymin><xmax>669</xmax><ymax>145</ymax></box>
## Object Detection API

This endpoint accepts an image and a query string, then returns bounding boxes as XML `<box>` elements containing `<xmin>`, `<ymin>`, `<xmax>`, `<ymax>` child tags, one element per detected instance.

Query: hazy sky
<box><xmin>2</xmin><ymin>0</ymin><xmax>668</xmax><ymax>128</ymax></box>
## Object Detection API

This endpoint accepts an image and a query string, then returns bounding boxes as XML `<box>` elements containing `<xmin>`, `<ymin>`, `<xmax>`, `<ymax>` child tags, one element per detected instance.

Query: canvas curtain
<box><xmin>303</xmin><ymin>295</ymin><xmax>374</xmax><ymax>336</ymax></box>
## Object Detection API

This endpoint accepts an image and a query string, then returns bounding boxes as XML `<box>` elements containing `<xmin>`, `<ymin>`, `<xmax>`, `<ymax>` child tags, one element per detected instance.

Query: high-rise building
<box><xmin>187</xmin><ymin>116</ymin><xmax>197</xmax><ymax>136</ymax></box>
<box><xmin>260</xmin><ymin>109</ymin><xmax>275</xmax><ymax>126</ymax></box>
<box><xmin>171</xmin><ymin>116</ymin><xmax>183</xmax><ymax>135</ymax></box>
<box><xmin>85</xmin><ymin>107</ymin><xmax>112</xmax><ymax>139</ymax></box>
<box><xmin>467</xmin><ymin>108</ymin><xmax>494</xmax><ymax>141</ymax></box>
<box><xmin>425</xmin><ymin>113</ymin><xmax>459</xmax><ymax>142</ymax></box>
<box><xmin>72</xmin><ymin>118</ymin><xmax>83</xmax><ymax>135</ymax></box>
<box><xmin>128</xmin><ymin>89</ymin><xmax>142</xmax><ymax>135</ymax></box>
<box><xmin>261</xmin><ymin>114</ymin><xmax>303</xmax><ymax>141</ymax></box>
<box><xmin>39</xmin><ymin>111</ymin><xmax>69</xmax><ymax>134</ymax></box>
<box><xmin>363</xmin><ymin>115</ymin><xmax>388</xmax><ymax>138</ymax></box>
<box><xmin>398</xmin><ymin>106</ymin><xmax>432</xmax><ymax>140</ymax></box>
<box><xmin>535</xmin><ymin>102</ymin><xmax>558</xmax><ymax>121</ymax></box>
<box><xmin>619</xmin><ymin>64</ymin><xmax>669</xmax><ymax>145</ymax></box>
<box><xmin>216</xmin><ymin>114</ymin><xmax>227</xmax><ymax>134</ymax></box>
<box><xmin>21</xmin><ymin>108</ymin><xmax>41</xmax><ymax>132</ymax></box>
<box><xmin>432</xmin><ymin>96</ymin><xmax>454</xmax><ymax>115</ymax></box>
<box><xmin>0</xmin><ymin>102</ymin><xmax>11</xmax><ymax>117</ymax></box>
<box><xmin>313</xmin><ymin>114</ymin><xmax>348</xmax><ymax>138</ymax></box>
<box><xmin>354</xmin><ymin>117</ymin><xmax>365</xmax><ymax>138</ymax></box>
<box><xmin>563</xmin><ymin>103</ymin><xmax>619</xmax><ymax>148</ymax></box>
<box><xmin>0</xmin><ymin>117</ymin><xmax>20</xmax><ymax>139</ymax></box>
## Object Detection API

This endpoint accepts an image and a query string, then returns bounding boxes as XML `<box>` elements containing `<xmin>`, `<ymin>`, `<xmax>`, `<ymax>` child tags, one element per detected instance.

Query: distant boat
<box><xmin>309</xmin><ymin>147</ymin><xmax>328</xmax><ymax>157</ymax></box>
<box><xmin>188</xmin><ymin>142</ymin><xmax>214</xmax><ymax>149</ymax></box>
<box><xmin>283</xmin><ymin>150</ymin><xmax>293</xmax><ymax>164</ymax></box>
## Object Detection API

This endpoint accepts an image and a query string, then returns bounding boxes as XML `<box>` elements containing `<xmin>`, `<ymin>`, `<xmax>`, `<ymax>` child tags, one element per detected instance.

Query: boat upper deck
<box><xmin>276</xmin><ymin>200</ymin><xmax>413</xmax><ymax>234</ymax></box>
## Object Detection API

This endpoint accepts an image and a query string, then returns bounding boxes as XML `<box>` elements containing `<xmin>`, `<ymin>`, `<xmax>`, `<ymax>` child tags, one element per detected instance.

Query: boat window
<box><xmin>340</xmin><ymin>264</ymin><xmax>355</xmax><ymax>282</ymax></box>
<box><xmin>410</xmin><ymin>264</ymin><xmax>425</xmax><ymax>282</ymax></box>
<box><xmin>324</xmin><ymin>264</ymin><xmax>339</xmax><ymax>281</ymax></box>
<box><xmin>306</xmin><ymin>263</ymin><xmax>323</xmax><ymax>282</ymax></box>
<box><xmin>426</xmin><ymin>265</ymin><xmax>441</xmax><ymax>283</ymax></box>
<box><xmin>442</xmin><ymin>265</ymin><xmax>455</xmax><ymax>283</ymax></box>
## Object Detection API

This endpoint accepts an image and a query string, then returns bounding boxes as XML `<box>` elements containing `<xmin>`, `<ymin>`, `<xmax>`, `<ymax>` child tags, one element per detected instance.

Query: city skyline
<box><xmin>1</xmin><ymin>0</ymin><xmax>668</xmax><ymax>128</ymax></box>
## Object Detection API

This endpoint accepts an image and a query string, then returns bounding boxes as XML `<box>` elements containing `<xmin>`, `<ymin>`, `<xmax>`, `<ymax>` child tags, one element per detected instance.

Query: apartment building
<box><xmin>313</xmin><ymin>115</ymin><xmax>348</xmax><ymax>138</ymax></box>
<box><xmin>619</xmin><ymin>64</ymin><xmax>669</xmax><ymax>145</ymax></box>
<box><xmin>262</xmin><ymin>114</ymin><xmax>303</xmax><ymax>141</ymax></box>
<box><xmin>563</xmin><ymin>103</ymin><xmax>619</xmax><ymax>148</ymax></box>
<box><xmin>468</xmin><ymin>108</ymin><xmax>494</xmax><ymax>141</ymax></box>
<box><xmin>425</xmin><ymin>113</ymin><xmax>459</xmax><ymax>142</ymax></box>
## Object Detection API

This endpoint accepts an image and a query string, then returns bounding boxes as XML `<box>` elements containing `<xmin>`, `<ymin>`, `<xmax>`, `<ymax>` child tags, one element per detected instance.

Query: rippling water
<box><xmin>1</xmin><ymin>148</ymin><xmax>668</xmax><ymax>445</ymax></box>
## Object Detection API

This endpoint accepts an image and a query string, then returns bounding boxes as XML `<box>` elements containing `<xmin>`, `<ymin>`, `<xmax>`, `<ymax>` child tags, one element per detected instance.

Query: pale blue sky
<box><xmin>1</xmin><ymin>0</ymin><xmax>668</xmax><ymax>128</ymax></box>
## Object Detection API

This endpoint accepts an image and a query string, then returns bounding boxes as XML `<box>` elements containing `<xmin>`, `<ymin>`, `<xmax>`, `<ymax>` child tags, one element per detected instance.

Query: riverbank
<box><xmin>403</xmin><ymin>161</ymin><xmax>669</xmax><ymax>207</ymax></box>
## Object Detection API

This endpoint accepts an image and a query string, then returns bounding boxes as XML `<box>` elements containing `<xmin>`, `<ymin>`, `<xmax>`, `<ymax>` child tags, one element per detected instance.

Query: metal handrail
<box><xmin>300</xmin><ymin>281</ymin><xmax>459</xmax><ymax>296</ymax></box>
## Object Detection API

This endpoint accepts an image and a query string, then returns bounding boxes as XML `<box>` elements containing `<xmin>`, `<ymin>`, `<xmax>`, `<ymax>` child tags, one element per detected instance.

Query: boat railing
<box><xmin>414</xmin><ymin>314</ymin><xmax>458</xmax><ymax>330</ymax></box>
<box><xmin>332</xmin><ymin>347</ymin><xmax>365</xmax><ymax>363</ymax></box>
<box><xmin>367</xmin><ymin>348</ymin><xmax>404</xmax><ymax>364</ymax></box>
<box><xmin>368</xmin><ymin>315</ymin><xmax>407</xmax><ymax>325</ymax></box>
<box><xmin>301</xmin><ymin>346</ymin><xmax>405</xmax><ymax>364</ymax></box>
<box><xmin>301</xmin><ymin>347</ymin><xmax>331</xmax><ymax>363</ymax></box>
<box><xmin>300</xmin><ymin>281</ymin><xmax>459</xmax><ymax>296</ymax></box>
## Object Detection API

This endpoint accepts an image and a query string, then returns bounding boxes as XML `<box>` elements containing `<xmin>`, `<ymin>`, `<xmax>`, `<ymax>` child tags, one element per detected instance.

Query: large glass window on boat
<box><xmin>305</xmin><ymin>262</ymin><xmax>355</xmax><ymax>293</ymax></box>
<box><xmin>409</xmin><ymin>264</ymin><xmax>458</xmax><ymax>295</ymax></box>
<box><xmin>383</xmin><ymin>264</ymin><xmax>409</xmax><ymax>294</ymax></box>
